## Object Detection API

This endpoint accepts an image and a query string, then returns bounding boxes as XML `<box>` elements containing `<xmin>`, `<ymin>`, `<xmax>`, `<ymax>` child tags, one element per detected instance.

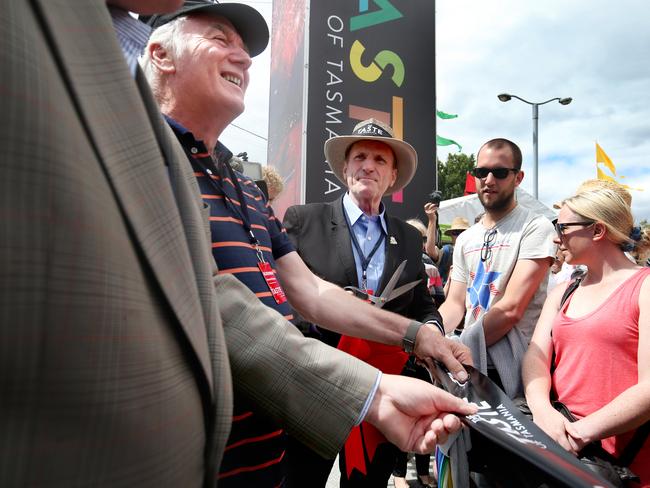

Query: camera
<box><xmin>428</xmin><ymin>190</ymin><xmax>443</xmax><ymax>205</ymax></box>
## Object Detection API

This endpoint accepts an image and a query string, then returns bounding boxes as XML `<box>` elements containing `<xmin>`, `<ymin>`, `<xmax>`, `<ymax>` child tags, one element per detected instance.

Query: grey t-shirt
<box><xmin>451</xmin><ymin>204</ymin><xmax>556</xmax><ymax>343</ymax></box>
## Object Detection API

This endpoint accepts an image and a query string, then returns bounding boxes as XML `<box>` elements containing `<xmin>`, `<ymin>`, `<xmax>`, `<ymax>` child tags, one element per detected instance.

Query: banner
<box><xmin>267</xmin><ymin>0</ymin><xmax>308</xmax><ymax>219</ymax></box>
<box><xmin>430</xmin><ymin>363</ymin><xmax>615</xmax><ymax>488</ymax></box>
<box><xmin>269</xmin><ymin>1</ymin><xmax>436</xmax><ymax>220</ymax></box>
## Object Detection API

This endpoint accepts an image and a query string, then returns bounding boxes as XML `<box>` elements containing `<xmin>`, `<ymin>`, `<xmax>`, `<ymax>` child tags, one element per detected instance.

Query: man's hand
<box><xmin>415</xmin><ymin>324</ymin><xmax>472</xmax><ymax>382</ymax></box>
<box><xmin>364</xmin><ymin>374</ymin><xmax>477</xmax><ymax>453</ymax></box>
<box><xmin>424</xmin><ymin>202</ymin><xmax>439</xmax><ymax>222</ymax></box>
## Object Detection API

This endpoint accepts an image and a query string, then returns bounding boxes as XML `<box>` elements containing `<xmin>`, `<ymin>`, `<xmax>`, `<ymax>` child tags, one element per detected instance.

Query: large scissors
<box><xmin>344</xmin><ymin>260</ymin><xmax>421</xmax><ymax>308</ymax></box>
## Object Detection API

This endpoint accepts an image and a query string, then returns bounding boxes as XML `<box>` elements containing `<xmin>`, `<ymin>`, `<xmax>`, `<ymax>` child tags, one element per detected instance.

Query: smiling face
<box><xmin>343</xmin><ymin>140</ymin><xmax>397</xmax><ymax>214</ymax></box>
<box><xmin>172</xmin><ymin>13</ymin><xmax>251</xmax><ymax>122</ymax></box>
<box><xmin>475</xmin><ymin>145</ymin><xmax>523</xmax><ymax>215</ymax></box>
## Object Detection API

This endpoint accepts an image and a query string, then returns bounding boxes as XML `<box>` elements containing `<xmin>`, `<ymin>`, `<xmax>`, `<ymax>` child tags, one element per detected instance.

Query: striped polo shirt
<box><xmin>168</xmin><ymin>118</ymin><xmax>294</xmax><ymax>487</ymax></box>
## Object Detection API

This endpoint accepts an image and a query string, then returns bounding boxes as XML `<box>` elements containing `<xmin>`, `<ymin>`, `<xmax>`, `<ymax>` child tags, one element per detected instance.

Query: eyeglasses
<box><xmin>481</xmin><ymin>228</ymin><xmax>497</xmax><ymax>262</ymax></box>
<box><xmin>552</xmin><ymin>219</ymin><xmax>595</xmax><ymax>239</ymax></box>
<box><xmin>470</xmin><ymin>167</ymin><xmax>518</xmax><ymax>179</ymax></box>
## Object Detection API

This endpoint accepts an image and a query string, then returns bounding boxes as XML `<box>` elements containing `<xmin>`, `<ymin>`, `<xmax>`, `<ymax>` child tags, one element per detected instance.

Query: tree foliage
<box><xmin>436</xmin><ymin>152</ymin><xmax>476</xmax><ymax>200</ymax></box>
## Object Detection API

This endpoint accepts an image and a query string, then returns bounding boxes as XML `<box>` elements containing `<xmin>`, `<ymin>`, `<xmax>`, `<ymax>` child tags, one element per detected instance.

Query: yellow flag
<box><xmin>596</xmin><ymin>166</ymin><xmax>617</xmax><ymax>182</ymax></box>
<box><xmin>597</xmin><ymin>167</ymin><xmax>643</xmax><ymax>191</ymax></box>
<box><xmin>596</xmin><ymin>143</ymin><xmax>617</xmax><ymax>176</ymax></box>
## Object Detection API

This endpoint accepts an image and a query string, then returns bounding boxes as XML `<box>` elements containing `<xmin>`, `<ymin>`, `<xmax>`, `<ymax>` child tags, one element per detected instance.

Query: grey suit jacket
<box><xmin>0</xmin><ymin>1</ymin><xmax>376</xmax><ymax>486</ymax></box>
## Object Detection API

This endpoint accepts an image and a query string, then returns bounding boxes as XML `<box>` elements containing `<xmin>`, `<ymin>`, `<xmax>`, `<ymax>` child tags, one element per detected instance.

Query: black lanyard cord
<box><xmin>190</xmin><ymin>152</ymin><xmax>260</xmax><ymax>250</ymax></box>
<box><xmin>342</xmin><ymin>200</ymin><xmax>386</xmax><ymax>288</ymax></box>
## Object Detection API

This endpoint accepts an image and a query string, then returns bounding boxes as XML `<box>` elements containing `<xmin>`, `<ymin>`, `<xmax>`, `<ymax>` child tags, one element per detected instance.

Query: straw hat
<box><xmin>444</xmin><ymin>217</ymin><xmax>470</xmax><ymax>236</ymax></box>
<box><xmin>324</xmin><ymin>118</ymin><xmax>418</xmax><ymax>195</ymax></box>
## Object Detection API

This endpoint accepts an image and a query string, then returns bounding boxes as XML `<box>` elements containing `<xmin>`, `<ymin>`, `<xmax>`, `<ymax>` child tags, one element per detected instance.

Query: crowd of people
<box><xmin>1</xmin><ymin>1</ymin><xmax>649</xmax><ymax>488</ymax></box>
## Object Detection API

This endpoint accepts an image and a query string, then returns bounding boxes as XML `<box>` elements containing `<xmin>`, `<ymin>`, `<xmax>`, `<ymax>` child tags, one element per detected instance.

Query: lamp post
<box><xmin>497</xmin><ymin>93</ymin><xmax>572</xmax><ymax>199</ymax></box>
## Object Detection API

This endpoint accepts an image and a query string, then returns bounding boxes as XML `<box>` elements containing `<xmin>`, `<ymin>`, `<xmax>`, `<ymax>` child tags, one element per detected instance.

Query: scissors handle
<box><xmin>343</xmin><ymin>286</ymin><xmax>384</xmax><ymax>305</ymax></box>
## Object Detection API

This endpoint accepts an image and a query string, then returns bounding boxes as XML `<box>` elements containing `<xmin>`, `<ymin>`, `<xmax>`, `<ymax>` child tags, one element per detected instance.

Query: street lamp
<box><xmin>497</xmin><ymin>93</ymin><xmax>572</xmax><ymax>199</ymax></box>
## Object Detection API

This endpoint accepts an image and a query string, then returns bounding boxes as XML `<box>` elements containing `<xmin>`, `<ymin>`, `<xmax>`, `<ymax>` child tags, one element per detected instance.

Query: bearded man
<box><xmin>438</xmin><ymin>138</ymin><xmax>555</xmax><ymax>397</ymax></box>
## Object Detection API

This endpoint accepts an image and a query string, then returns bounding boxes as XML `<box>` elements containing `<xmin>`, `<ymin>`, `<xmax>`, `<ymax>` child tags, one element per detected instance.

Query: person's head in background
<box><xmin>550</xmin><ymin>248</ymin><xmax>565</xmax><ymax>274</ymax></box>
<box><xmin>444</xmin><ymin>217</ymin><xmax>470</xmax><ymax>245</ymax></box>
<box><xmin>406</xmin><ymin>218</ymin><xmax>427</xmax><ymax>251</ymax></box>
<box><xmin>262</xmin><ymin>165</ymin><xmax>284</xmax><ymax>203</ymax></box>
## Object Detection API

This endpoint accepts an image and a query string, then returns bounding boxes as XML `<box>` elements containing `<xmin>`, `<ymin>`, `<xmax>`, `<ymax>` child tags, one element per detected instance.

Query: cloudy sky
<box><xmin>221</xmin><ymin>0</ymin><xmax>650</xmax><ymax>221</ymax></box>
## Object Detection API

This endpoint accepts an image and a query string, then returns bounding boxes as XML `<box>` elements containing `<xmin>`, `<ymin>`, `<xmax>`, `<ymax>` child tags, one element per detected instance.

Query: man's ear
<box><xmin>515</xmin><ymin>169</ymin><xmax>524</xmax><ymax>186</ymax></box>
<box><xmin>148</xmin><ymin>42</ymin><xmax>176</xmax><ymax>74</ymax></box>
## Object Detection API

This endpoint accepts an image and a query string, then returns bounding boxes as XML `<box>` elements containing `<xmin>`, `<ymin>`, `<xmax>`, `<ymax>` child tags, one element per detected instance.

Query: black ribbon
<box><xmin>429</xmin><ymin>363</ymin><xmax>616</xmax><ymax>488</ymax></box>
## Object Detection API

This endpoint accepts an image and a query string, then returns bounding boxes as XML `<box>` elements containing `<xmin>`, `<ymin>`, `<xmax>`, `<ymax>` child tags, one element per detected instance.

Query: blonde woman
<box><xmin>522</xmin><ymin>184</ymin><xmax>650</xmax><ymax>486</ymax></box>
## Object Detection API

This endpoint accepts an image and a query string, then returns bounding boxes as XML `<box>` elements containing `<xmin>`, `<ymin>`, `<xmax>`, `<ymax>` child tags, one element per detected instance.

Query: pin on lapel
<box><xmin>389</xmin><ymin>236</ymin><xmax>398</xmax><ymax>245</ymax></box>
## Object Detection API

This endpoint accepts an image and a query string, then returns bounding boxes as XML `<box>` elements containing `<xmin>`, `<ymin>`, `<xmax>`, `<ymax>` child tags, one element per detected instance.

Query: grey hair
<box><xmin>139</xmin><ymin>16</ymin><xmax>188</xmax><ymax>95</ymax></box>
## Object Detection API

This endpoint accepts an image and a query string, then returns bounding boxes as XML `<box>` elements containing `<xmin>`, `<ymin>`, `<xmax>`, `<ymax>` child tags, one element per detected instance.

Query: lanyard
<box><xmin>342</xmin><ymin>200</ymin><xmax>386</xmax><ymax>290</ymax></box>
<box><xmin>190</xmin><ymin>150</ymin><xmax>288</xmax><ymax>304</ymax></box>
<box><xmin>190</xmin><ymin>150</ymin><xmax>264</xmax><ymax>260</ymax></box>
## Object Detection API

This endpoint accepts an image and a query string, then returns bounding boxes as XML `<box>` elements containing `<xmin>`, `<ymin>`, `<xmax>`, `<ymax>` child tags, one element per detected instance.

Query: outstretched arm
<box><xmin>276</xmin><ymin>251</ymin><xmax>472</xmax><ymax>381</ymax></box>
<box><xmin>216</xmin><ymin>271</ymin><xmax>475</xmax><ymax>457</ymax></box>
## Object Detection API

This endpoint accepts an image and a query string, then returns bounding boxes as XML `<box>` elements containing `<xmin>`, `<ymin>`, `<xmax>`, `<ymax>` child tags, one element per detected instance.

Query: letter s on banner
<box><xmin>349</xmin><ymin>40</ymin><xmax>405</xmax><ymax>87</ymax></box>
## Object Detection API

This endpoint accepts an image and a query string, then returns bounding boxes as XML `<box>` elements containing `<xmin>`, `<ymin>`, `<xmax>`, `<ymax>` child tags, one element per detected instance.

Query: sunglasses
<box><xmin>481</xmin><ymin>228</ymin><xmax>497</xmax><ymax>262</ymax></box>
<box><xmin>551</xmin><ymin>219</ymin><xmax>595</xmax><ymax>239</ymax></box>
<box><xmin>471</xmin><ymin>167</ymin><xmax>518</xmax><ymax>179</ymax></box>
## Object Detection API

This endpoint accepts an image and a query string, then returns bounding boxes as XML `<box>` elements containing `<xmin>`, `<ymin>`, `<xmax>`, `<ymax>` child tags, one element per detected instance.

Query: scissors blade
<box><xmin>385</xmin><ymin>279</ymin><xmax>421</xmax><ymax>302</ymax></box>
<box><xmin>374</xmin><ymin>260</ymin><xmax>407</xmax><ymax>308</ymax></box>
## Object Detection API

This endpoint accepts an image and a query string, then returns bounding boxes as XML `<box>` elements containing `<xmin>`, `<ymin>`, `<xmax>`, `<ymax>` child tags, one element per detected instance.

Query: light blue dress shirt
<box><xmin>342</xmin><ymin>193</ymin><xmax>388</xmax><ymax>293</ymax></box>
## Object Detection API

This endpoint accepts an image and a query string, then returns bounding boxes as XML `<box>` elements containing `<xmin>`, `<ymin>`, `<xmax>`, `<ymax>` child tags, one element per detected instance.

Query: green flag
<box><xmin>436</xmin><ymin>135</ymin><xmax>462</xmax><ymax>152</ymax></box>
<box><xmin>436</xmin><ymin>110</ymin><xmax>458</xmax><ymax>119</ymax></box>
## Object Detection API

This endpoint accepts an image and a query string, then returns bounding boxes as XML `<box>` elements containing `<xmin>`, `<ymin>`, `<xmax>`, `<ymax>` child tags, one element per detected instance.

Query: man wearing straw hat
<box><xmin>284</xmin><ymin>118</ymin><xmax>449</xmax><ymax>486</ymax></box>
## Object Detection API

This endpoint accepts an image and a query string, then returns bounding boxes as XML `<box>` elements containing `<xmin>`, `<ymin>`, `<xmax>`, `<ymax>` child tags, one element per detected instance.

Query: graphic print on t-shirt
<box><xmin>468</xmin><ymin>260</ymin><xmax>501</xmax><ymax>319</ymax></box>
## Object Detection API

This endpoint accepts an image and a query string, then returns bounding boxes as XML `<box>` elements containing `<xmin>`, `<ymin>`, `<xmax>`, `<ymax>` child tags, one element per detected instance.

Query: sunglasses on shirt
<box><xmin>480</xmin><ymin>228</ymin><xmax>498</xmax><ymax>262</ymax></box>
<box><xmin>470</xmin><ymin>167</ymin><xmax>519</xmax><ymax>179</ymax></box>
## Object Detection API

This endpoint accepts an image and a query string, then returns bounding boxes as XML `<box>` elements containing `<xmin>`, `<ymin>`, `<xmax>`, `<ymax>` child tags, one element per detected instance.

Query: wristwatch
<box><xmin>402</xmin><ymin>320</ymin><xmax>445</xmax><ymax>354</ymax></box>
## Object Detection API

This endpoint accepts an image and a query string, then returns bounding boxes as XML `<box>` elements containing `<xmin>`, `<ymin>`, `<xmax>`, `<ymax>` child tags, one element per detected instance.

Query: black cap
<box><xmin>141</xmin><ymin>0</ymin><xmax>269</xmax><ymax>57</ymax></box>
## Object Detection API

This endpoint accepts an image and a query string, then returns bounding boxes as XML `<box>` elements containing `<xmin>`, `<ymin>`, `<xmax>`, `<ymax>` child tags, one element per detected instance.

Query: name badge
<box><xmin>258</xmin><ymin>261</ymin><xmax>287</xmax><ymax>305</ymax></box>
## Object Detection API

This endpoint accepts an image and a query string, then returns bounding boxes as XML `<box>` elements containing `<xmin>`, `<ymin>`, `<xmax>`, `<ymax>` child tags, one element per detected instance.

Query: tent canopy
<box><xmin>437</xmin><ymin>188</ymin><xmax>556</xmax><ymax>225</ymax></box>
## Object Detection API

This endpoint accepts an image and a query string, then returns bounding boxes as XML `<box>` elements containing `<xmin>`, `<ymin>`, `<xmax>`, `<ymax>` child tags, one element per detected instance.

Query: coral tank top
<box><xmin>552</xmin><ymin>267</ymin><xmax>650</xmax><ymax>487</ymax></box>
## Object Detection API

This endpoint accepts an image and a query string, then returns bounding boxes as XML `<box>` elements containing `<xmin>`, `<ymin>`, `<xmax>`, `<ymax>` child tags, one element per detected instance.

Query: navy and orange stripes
<box><xmin>168</xmin><ymin>118</ymin><xmax>294</xmax><ymax>487</ymax></box>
